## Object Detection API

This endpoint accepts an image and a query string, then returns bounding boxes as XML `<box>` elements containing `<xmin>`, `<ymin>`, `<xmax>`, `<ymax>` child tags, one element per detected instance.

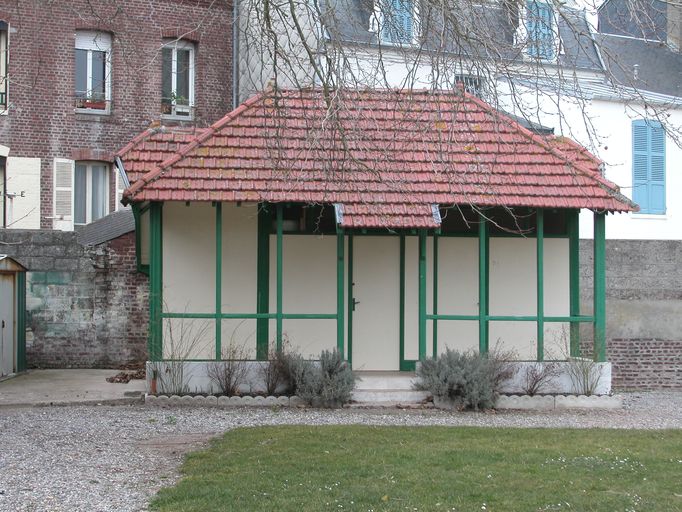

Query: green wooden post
<box><xmin>215</xmin><ymin>202</ymin><xmax>222</xmax><ymax>360</ymax></box>
<box><xmin>16</xmin><ymin>272</ymin><xmax>26</xmax><ymax>372</ymax></box>
<box><xmin>149</xmin><ymin>202</ymin><xmax>163</xmax><ymax>361</ymax></box>
<box><xmin>536</xmin><ymin>209</ymin><xmax>545</xmax><ymax>361</ymax></box>
<box><xmin>256</xmin><ymin>205</ymin><xmax>270</xmax><ymax>360</ymax></box>
<box><xmin>276</xmin><ymin>204</ymin><xmax>283</xmax><ymax>351</ymax></box>
<box><xmin>432</xmin><ymin>232</ymin><xmax>439</xmax><ymax>358</ymax></box>
<box><xmin>337</xmin><ymin>230</ymin><xmax>345</xmax><ymax>355</ymax></box>
<box><xmin>399</xmin><ymin>235</ymin><xmax>406</xmax><ymax>370</ymax></box>
<box><xmin>347</xmin><ymin>234</ymin><xmax>354</xmax><ymax>367</ymax></box>
<box><xmin>418</xmin><ymin>230</ymin><xmax>427</xmax><ymax>360</ymax></box>
<box><xmin>593</xmin><ymin>212</ymin><xmax>607</xmax><ymax>362</ymax></box>
<box><xmin>478</xmin><ymin>214</ymin><xmax>489</xmax><ymax>355</ymax></box>
<box><xmin>568</xmin><ymin>209</ymin><xmax>581</xmax><ymax>357</ymax></box>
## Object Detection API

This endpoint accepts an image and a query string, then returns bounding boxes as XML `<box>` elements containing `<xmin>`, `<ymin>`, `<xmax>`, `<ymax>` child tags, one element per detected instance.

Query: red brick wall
<box><xmin>608</xmin><ymin>339</ymin><xmax>682</xmax><ymax>390</ymax></box>
<box><xmin>0</xmin><ymin>0</ymin><xmax>232</xmax><ymax>228</ymax></box>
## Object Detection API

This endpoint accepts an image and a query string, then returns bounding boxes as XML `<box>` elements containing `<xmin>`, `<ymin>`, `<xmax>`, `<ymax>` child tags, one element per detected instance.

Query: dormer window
<box><xmin>525</xmin><ymin>1</ymin><xmax>555</xmax><ymax>60</ymax></box>
<box><xmin>377</xmin><ymin>0</ymin><xmax>417</xmax><ymax>45</ymax></box>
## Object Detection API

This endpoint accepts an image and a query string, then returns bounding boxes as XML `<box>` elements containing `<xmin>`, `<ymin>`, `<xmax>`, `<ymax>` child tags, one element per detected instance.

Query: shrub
<box><xmin>415</xmin><ymin>349</ymin><xmax>499</xmax><ymax>410</ymax></box>
<box><xmin>521</xmin><ymin>362</ymin><xmax>560</xmax><ymax>396</ymax></box>
<box><xmin>206</xmin><ymin>343</ymin><xmax>250</xmax><ymax>396</ymax></box>
<box><xmin>275</xmin><ymin>347</ymin><xmax>307</xmax><ymax>396</ymax></box>
<box><xmin>259</xmin><ymin>346</ymin><xmax>287</xmax><ymax>396</ymax></box>
<box><xmin>297</xmin><ymin>349</ymin><xmax>356</xmax><ymax>408</ymax></box>
<box><xmin>256</xmin><ymin>341</ymin><xmax>309</xmax><ymax>396</ymax></box>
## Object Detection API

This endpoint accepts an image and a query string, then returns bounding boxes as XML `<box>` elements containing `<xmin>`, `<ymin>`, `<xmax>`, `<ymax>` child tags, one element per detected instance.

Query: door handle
<box><xmin>352</xmin><ymin>299</ymin><xmax>360</xmax><ymax>311</ymax></box>
<box><xmin>1</xmin><ymin>320</ymin><xmax>4</xmax><ymax>329</ymax></box>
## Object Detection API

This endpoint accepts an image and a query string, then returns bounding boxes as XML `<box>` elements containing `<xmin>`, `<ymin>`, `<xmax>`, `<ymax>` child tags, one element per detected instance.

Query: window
<box><xmin>74</xmin><ymin>162</ymin><xmax>109</xmax><ymax>225</ymax></box>
<box><xmin>455</xmin><ymin>75</ymin><xmax>483</xmax><ymax>97</ymax></box>
<box><xmin>162</xmin><ymin>40</ymin><xmax>195</xmax><ymax>118</ymax></box>
<box><xmin>378</xmin><ymin>0</ymin><xmax>416</xmax><ymax>45</ymax></box>
<box><xmin>0</xmin><ymin>21</ymin><xmax>8</xmax><ymax>111</ymax></box>
<box><xmin>525</xmin><ymin>1</ymin><xmax>555</xmax><ymax>60</ymax></box>
<box><xmin>632</xmin><ymin>119</ymin><xmax>666</xmax><ymax>214</ymax></box>
<box><xmin>75</xmin><ymin>31</ymin><xmax>112</xmax><ymax>112</ymax></box>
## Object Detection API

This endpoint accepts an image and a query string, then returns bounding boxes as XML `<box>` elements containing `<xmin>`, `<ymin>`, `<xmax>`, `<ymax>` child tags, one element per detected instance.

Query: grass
<box><xmin>151</xmin><ymin>426</ymin><xmax>682</xmax><ymax>511</ymax></box>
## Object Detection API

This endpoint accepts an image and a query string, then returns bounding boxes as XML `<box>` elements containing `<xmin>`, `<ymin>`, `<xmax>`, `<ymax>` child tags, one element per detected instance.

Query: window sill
<box><xmin>75</xmin><ymin>108</ymin><xmax>111</xmax><ymax>116</ymax></box>
<box><xmin>0</xmin><ymin>108</ymin><xmax>7</xmax><ymax>116</ymax></box>
<box><xmin>630</xmin><ymin>213</ymin><xmax>668</xmax><ymax>220</ymax></box>
<box><xmin>161</xmin><ymin>114</ymin><xmax>195</xmax><ymax>122</ymax></box>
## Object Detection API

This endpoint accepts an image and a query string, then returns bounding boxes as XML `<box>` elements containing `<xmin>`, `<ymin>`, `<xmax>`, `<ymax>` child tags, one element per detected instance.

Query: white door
<box><xmin>0</xmin><ymin>274</ymin><xmax>15</xmax><ymax>377</ymax></box>
<box><xmin>352</xmin><ymin>237</ymin><xmax>400</xmax><ymax>371</ymax></box>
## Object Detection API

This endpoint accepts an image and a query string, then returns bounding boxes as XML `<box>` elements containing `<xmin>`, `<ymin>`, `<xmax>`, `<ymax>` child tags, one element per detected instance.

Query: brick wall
<box><xmin>580</xmin><ymin>239</ymin><xmax>682</xmax><ymax>390</ymax></box>
<box><xmin>0</xmin><ymin>228</ymin><xmax>148</xmax><ymax>367</ymax></box>
<box><xmin>0</xmin><ymin>0</ymin><xmax>232</xmax><ymax>228</ymax></box>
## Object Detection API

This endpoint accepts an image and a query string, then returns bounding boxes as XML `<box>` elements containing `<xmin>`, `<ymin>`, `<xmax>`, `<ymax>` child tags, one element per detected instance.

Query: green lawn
<box><xmin>151</xmin><ymin>425</ymin><xmax>682</xmax><ymax>512</ymax></box>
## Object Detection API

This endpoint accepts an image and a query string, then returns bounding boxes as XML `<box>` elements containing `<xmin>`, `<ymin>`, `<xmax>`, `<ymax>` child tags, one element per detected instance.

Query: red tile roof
<box><xmin>115</xmin><ymin>126</ymin><xmax>208</xmax><ymax>185</ymax></box>
<box><xmin>120</xmin><ymin>88</ymin><xmax>636</xmax><ymax>228</ymax></box>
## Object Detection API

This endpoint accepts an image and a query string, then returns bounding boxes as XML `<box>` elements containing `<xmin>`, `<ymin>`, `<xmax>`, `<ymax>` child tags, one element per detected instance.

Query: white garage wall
<box><xmin>269</xmin><ymin>234</ymin><xmax>338</xmax><ymax>357</ymax></box>
<box><xmin>163</xmin><ymin>202</ymin><xmax>216</xmax><ymax>314</ymax></box>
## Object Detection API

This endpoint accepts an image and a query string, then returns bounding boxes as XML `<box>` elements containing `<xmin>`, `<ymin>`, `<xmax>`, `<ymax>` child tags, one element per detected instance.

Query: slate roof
<box><xmin>323</xmin><ymin>0</ymin><xmax>603</xmax><ymax>71</ymax></box>
<box><xmin>595</xmin><ymin>33</ymin><xmax>682</xmax><ymax>97</ymax></box>
<box><xmin>120</xmin><ymin>88</ymin><xmax>635</xmax><ymax>229</ymax></box>
<box><xmin>77</xmin><ymin>209</ymin><xmax>135</xmax><ymax>246</ymax></box>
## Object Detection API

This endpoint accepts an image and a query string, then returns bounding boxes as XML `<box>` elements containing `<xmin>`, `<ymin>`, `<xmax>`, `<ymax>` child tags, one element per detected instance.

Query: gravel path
<box><xmin>0</xmin><ymin>391</ymin><xmax>680</xmax><ymax>512</ymax></box>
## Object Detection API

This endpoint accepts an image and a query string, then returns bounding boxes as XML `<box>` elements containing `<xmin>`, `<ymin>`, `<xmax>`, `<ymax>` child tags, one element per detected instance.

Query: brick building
<box><xmin>0</xmin><ymin>0</ymin><xmax>232</xmax><ymax>230</ymax></box>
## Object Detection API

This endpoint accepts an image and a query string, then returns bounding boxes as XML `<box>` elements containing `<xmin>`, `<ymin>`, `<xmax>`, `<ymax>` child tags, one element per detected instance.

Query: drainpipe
<box><xmin>232</xmin><ymin>0</ymin><xmax>240</xmax><ymax>109</ymax></box>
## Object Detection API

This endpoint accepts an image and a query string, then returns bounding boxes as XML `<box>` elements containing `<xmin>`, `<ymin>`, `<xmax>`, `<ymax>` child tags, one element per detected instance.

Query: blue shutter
<box><xmin>399</xmin><ymin>0</ymin><xmax>414</xmax><ymax>42</ymax></box>
<box><xmin>526</xmin><ymin>1</ymin><xmax>539</xmax><ymax>58</ymax></box>
<box><xmin>649</xmin><ymin>122</ymin><xmax>666</xmax><ymax>214</ymax></box>
<box><xmin>526</xmin><ymin>1</ymin><xmax>554</xmax><ymax>60</ymax></box>
<box><xmin>538</xmin><ymin>3</ymin><xmax>554</xmax><ymax>59</ymax></box>
<box><xmin>632</xmin><ymin>120</ymin><xmax>650</xmax><ymax>212</ymax></box>
<box><xmin>381</xmin><ymin>0</ymin><xmax>413</xmax><ymax>44</ymax></box>
<box><xmin>632</xmin><ymin>120</ymin><xmax>666</xmax><ymax>214</ymax></box>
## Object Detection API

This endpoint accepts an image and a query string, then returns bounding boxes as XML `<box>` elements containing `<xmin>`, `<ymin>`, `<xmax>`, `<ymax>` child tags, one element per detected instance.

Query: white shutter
<box><xmin>53</xmin><ymin>158</ymin><xmax>75</xmax><ymax>231</ymax></box>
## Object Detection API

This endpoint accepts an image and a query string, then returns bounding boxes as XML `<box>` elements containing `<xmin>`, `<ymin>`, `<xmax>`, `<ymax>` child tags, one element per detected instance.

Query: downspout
<box><xmin>0</xmin><ymin>155</ymin><xmax>6</xmax><ymax>228</ymax></box>
<box><xmin>232</xmin><ymin>0</ymin><xmax>240</xmax><ymax>108</ymax></box>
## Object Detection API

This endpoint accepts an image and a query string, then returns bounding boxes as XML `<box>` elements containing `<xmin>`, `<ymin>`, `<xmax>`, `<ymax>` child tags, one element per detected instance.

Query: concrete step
<box><xmin>351</xmin><ymin>389</ymin><xmax>430</xmax><ymax>404</ymax></box>
<box><xmin>354</xmin><ymin>371</ymin><xmax>417</xmax><ymax>391</ymax></box>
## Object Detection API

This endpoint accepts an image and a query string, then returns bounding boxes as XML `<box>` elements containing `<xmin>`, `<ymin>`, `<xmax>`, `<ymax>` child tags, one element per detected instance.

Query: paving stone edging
<box><xmin>495</xmin><ymin>394</ymin><xmax>623</xmax><ymax>410</ymax></box>
<box><xmin>430</xmin><ymin>394</ymin><xmax>623</xmax><ymax>410</ymax></box>
<box><xmin>145</xmin><ymin>394</ymin><xmax>307</xmax><ymax>407</ymax></box>
<box><xmin>146</xmin><ymin>393</ymin><xmax>623</xmax><ymax>410</ymax></box>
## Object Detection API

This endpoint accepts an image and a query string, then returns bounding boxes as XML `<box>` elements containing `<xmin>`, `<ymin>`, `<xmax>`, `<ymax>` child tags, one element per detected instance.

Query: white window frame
<box><xmin>74</xmin><ymin>161</ymin><xmax>110</xmax><ymax>226</ymax></box>
<box><xmin>74</xmin><ymin>31</ymin><xmax>112</xmax><ymax>114</ymax></box>
<box><xmin>370</xmin><ymin>0</ymin><xmax>421</xmax><ymax>47</ymax></box>
<box><xmin>161</xmin><ymin>40</ymin><xmax>195</xmax><ymax>120</ymax></box>
<box><xmin>515</xmin><ymin>1</ymin><xmax>562</xmax><ymax>63</ymax></box>
<box><xmin>0</xmin><ymin>21</ymin><xmax>8</xmax><ymax>115</ymax></box>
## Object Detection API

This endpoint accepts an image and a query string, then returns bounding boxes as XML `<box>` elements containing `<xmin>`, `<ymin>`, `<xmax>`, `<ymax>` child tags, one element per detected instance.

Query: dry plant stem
<box><xmin>149</xmin><ymin>302</ymin><xmax>213</xmax><ymax>395</ymax></box>
<box><xmin>522</xmin><ymin>362</ymin><xmax>560</xmax><ymax>396</ymax></box>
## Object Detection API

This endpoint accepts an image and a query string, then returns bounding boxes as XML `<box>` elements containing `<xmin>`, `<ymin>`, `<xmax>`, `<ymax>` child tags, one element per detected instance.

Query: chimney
<box><xmin>667</xmin><ymin>1</ymin><xmax>682</xmax><ymax>51</ymax></box>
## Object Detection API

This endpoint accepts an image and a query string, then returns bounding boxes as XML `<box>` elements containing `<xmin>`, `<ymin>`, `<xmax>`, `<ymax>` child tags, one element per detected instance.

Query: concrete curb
<box><xmin>0</xmin><ymin>397</ymin><xmax>144</xmax><ymax>409</ymax></box>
